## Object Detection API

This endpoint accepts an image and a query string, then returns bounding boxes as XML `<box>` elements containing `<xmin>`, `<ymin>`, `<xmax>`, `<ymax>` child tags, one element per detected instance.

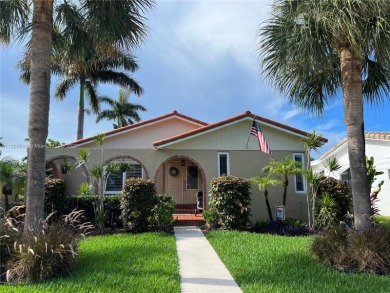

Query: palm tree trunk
<box><xmin>264</xmin><ymin>190</ymin><xmax>274</xmax><ymax>222</ymax></box>
<box><xmin>76</xmin><ymin>83</ymin><xmax>85</xmax><ymax>140</ymax></box>
<box><xmin>339</xmin><ymin>48</ymin><xmax>372</xmax><ymax>232</ymax></box>
<box><xmin>24</xmin><ymin>0</ymin><xmax>53</xmax><ymax>235</ymax></box>
<box><xmin>282</xmin><ymin>177</ymin><xmax>288</xmax><ymax>206</ymax></box>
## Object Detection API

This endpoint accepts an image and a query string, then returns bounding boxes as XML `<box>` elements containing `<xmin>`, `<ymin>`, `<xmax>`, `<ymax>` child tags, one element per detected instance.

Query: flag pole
<box><xmin>246</xmin><ymin>116</ymin><xmax>256</xmax><ymax>149</ymax></box>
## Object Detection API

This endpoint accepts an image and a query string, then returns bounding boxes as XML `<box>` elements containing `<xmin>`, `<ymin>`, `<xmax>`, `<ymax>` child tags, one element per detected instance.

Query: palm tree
<box><xmin>96</xmin><ymin>89</ymin><xmax>147</xmax><ymax>129</ymax></box>
<box><xmin>18</xmin><ymin>6</ymin><xmax>144</xmax><ymax>140</ymax></box>
<box><xmin>262</xmin><ymin>157</ymin><xmax>302</xmax><ymax>207</ymax></box>
<box><xmin>300</xmin><ymin>130</ymin><xmax>324</xmax><ymax>227</ymax></box>
<box><xmin>0</xmin><ymin>157</ymin><xmax>27</xmax><ymax>212</ymax></box>
<box><xmin>260</xmin><ymin>0</ymin><xmax>390</xmax><ymax>231</ymax></box>
<box><xmin>251</xmin><ymin>175</ymin><xmax>282</xmax><ymax>222</ymax></box>
<box><xmin>1</xmin><ymin>0</ymin><xmax>154</xmax><ymax>234</ymax></box>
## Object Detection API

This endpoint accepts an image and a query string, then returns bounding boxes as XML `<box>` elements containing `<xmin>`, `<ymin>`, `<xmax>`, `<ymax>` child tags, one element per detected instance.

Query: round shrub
<box><xmin>209</xmin><ymin>175</ymin><xmax>251</xmax><ymax>230</ymax></box>
<box><xmin>311</xmin><ymin>225</ymin><xmax>390</xmax><ymax>274</ymax></box>
<box><xmin>120</xmin><ymin>178</ymin><xmax>157</xmax><ymax>233</ymax></box>
<box><xmin>316</xmin><ymin>177</ymin><xmax>352</xmax><ymax>226</ymax></box>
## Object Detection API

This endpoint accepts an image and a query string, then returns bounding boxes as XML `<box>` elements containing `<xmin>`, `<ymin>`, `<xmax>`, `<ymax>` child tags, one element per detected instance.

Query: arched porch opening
<box><xmin>155</xmin><ymin>155</ymin><xmax>207</xmax><ymax>211</ymax></box>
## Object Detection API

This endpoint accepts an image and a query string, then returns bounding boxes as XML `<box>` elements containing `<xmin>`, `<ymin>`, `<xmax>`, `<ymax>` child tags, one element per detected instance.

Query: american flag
<box><xmin>250</xmin><ymin>121</ymin><xmax>272</xmax><ymax>154</ymax></box>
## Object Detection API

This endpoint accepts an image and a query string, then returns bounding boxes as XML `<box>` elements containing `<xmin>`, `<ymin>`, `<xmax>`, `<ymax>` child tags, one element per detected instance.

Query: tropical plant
<box><xmin>0</xmin><ymin>158</ymin><xmax>27</xmax><ymax>212</ymax></box>
<box><xmin>1</xmin><ymin>0</ymin><xmax>154</xmax><ymax>234</ymax></box>
<box><xmin>260</xmin><ymin>0</ymin><xmax>390</xmax><ymax>231</ymax></box>
<box><xmin>250</xmin><ymin>175</ymin><xmax>282</xmax><ymax>222</ymax></box>
<box><xmin>149</xmin><ymin>194</ymin><xmax>175</xmax><ymax>233</ymax></box>
<box><xmin>299</xmin><ymin>131</ymin><xmax>325</xmax><ymax>227</ymax></box>
<box><xmin>202</xmin><ymin>208</ymin><xmax>220</xmax><ymax>230</ymax></box>
<box><xmin>262</xmin><ymin>157</ymin><xmax>302</xmax><ymax>206</ymax></box>
<box><xmin>96</xmin><ymin>89</ymin><xmax>147</xmax><ymax>129</ymax></box>
<box><xmin>58</xmin><ymin>159</ymin><xmax>72</xmax><ymax>174</ymax></box>
<box><xmin>366</xmin><ymin>156</ymin><xmax>384</xmax><ymax>190</ymax></box>
<box><xmin>316</xmin><ymin>193</ymin><xmax>338</xmax><ymax>228</ymax></box>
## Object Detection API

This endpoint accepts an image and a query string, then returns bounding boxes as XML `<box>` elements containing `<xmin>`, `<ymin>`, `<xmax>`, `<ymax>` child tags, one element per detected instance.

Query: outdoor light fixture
<box><xmin>181</xmin><ymin>160</ymin><xmax>185</xmax><ymax>166</ymax></box>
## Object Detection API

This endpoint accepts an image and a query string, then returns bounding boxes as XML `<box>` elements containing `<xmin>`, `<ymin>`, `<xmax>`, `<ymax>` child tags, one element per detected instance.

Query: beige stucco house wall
<box><xmin>46</xmin><ymin>111</ymin><xmax>327</xmax><ymax>223</ymax></box>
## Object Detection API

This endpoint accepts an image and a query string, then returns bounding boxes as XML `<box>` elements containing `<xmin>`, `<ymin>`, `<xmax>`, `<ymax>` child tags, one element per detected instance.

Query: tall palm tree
<box><xmin>260</xmin><ymin>0</ymin><xmax>390</xmax><ymax>231</ymax></box>
<box><xmin>251</xmin><ymin>175</ymin><xmax>282</xmax><ymax>222</ymax></box>
<box><xmin>263</xmin><ymin>157</ymin><xmax>302</xmax><ymax>207</ymax></box>
<box><xmin>96</xmin><ymin>89</ymin><xmax>147</xmax><ymax>129</ymax></box>
<box><xmin>1</xmin><ymin>0</ymin><xmax>154</xmax><ymax>234</ymax></box>
<box><xmin>18</xmin><ymin>4</ymin><xmax>144</xmax><ymax>140</ymax></box>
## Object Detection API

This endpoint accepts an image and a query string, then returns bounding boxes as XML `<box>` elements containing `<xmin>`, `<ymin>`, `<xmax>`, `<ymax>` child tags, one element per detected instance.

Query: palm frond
<box><xmin>90</xmin><ymin>71</ymin><xmax>143</xmax><ymax>95</ymax></box>
<box><xmin>54</xmin><ymin>76</ymin><xmax>79</xmax><ymax>100</ymax></box>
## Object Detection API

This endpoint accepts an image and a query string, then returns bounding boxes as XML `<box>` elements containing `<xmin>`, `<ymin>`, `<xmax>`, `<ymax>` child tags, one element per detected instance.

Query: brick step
<box><xmin>174</xmin><ymin>208</ymin><xmax>198</xmax><ymax>215</ymax></box>
<box><xmin>173</xmin><ymin>214</ymin><xmax>205</xmax><ymax>227</ymax></box>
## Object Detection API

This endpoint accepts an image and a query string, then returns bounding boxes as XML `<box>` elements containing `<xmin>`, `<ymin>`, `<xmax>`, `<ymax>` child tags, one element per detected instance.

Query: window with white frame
<box><xmin>293</xmin><ymin>153</ymin><xmax>305</xmax><ymax>192</ymax></box>
<box><xmin>105</xmin><ymin>162</ymin><xmax>143</xmax><ymax>194</ymax></box>
<box><xmin>218</xmin><ymin>152</ymin><xmax>230</xmax><ymax>176</ymax></box>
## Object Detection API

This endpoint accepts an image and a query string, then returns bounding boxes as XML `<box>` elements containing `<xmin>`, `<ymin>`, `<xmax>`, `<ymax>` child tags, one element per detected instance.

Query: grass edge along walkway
<box><xmin>2</xmin><ymin>233</ymin><xmax>180</xmax><ymax>293</ymax></box>
<box><xmin>206</xmin><ymin>230</ymin><xmax>390</xmax><ymax>293</ymax></box>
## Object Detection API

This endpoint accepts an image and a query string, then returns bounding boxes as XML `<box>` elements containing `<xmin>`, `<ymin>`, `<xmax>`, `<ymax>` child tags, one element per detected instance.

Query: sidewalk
<box><xmin>174</xmin><ymin>226</ymin><xmax>243</xmax><ymax>293</ymax></box>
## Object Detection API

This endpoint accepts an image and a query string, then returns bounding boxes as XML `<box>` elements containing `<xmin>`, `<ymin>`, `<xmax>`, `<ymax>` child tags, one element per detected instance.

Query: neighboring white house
<box><xmin>312</xmin><ymin>132</ymin><xmax>390</xmax><ymax>216</ymax></box>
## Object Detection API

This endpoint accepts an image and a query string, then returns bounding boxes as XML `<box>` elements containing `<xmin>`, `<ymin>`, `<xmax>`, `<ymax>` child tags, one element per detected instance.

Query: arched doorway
<box><xmin>155</xmin><ymin>156</ymin><xmax>206</xmax><ymax>209</ymax></box>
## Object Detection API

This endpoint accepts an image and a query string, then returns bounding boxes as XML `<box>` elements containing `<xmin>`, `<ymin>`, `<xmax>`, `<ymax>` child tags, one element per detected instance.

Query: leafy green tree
<box><xmin>251</xmin><ymin>175</ymin><xmax>282</xmax><ymax>222</ymax></box>
<box><xmin>260</xmin><ymin>0</ymin><xmax>390</xmax><ymax>231</ymax></box>
<box><xmin>96</xmin><ymin>89</ymin><xmax>147</xmax><ymax>129</ymax></box>
<box><xmin>262</xmin><ymin>157</ymin><xmax>302</xmax><ymax>206</ymax></box>
<box><xmin>1</xmin><ymin>0</ymin><xmax>154</xmax><ymax>234</ymax></box>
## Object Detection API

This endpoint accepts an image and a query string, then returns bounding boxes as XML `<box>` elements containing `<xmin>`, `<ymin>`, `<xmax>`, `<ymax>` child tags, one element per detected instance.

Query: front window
<box><xmin>105</xmin><ymin>162</ymin><xmax>143</xmax><ymax>194</ymax></box>
<box><xmin>218</xmin><ymin>152</ymin><xmax>230</xmax><ymax>176</ymax></box>
<box><xmin>293</xmin><ymin>153</ymin><xmax>305</xmax><ymax>193</ymax></box>
<box><xmin>187</xmin><ymin>166</ymin><xmax>198</xmax><ymax>190</ymax></box>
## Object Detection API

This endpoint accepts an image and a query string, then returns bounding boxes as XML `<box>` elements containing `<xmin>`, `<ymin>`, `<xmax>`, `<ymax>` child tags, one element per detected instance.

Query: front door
<box><xmin>164</xmin><ymin>161</ymin><xmax>200</xmax><ymax>205</ymax></box>
<box><xmin>165</xmin><ymin>162</ymin><xmax>184</xmax><ymax>204</ymax></box>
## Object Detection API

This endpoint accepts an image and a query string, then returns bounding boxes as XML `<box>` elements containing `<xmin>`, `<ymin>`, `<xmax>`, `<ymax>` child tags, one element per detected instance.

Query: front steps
<box><xmin>173</xmin><ymin>204</ymin><xmax>204</xmax><ymax>226</ymax></box>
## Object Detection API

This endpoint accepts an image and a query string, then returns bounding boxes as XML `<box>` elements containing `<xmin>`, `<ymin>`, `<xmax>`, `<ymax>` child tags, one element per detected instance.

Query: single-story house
<box><xmin>312</xmin><ymin>132</ymin><xmax>390</xmax><ymax>216</ymax></box>
<box><xmin>46</xmin><ymin>111</ymin><xmax>327</xmax><ymax>223</ymax></box>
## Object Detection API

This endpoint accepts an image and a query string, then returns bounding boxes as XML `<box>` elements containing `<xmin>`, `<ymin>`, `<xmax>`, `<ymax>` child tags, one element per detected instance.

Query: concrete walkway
<box><xmin>174</xmin><ymin>226</ymin><xmax>243</xmax><ymax>293</ymax></box>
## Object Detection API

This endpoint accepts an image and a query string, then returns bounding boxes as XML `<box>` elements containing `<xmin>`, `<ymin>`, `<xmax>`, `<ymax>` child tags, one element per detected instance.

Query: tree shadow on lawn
<box><xmin>233</xmin><ymin>252</ymin><xmax>390</xmax><ymax>293</ymax></box>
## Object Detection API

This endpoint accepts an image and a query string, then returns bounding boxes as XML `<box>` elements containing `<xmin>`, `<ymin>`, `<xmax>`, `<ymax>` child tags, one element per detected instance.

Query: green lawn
<box><xmin>375</xmin><ymin>215</ymin><xmax>390</xmax><ymax>231</ymax></box>
<box><xmin>206</xmin><ymin>231</ymin><xmax>390</xmax><ymax>293</ymax></box>
<box><xmin>2</xmin><ymin>233</ymin><xmax>180</xmax><ymax>293</ymax></box>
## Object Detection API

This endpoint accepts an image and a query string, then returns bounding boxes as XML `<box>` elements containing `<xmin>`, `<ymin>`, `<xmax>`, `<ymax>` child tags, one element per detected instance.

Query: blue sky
<box><xmin>1</xmin><ymin>0</ymin><xmax>389</xmax><ymax>160</ymax></box>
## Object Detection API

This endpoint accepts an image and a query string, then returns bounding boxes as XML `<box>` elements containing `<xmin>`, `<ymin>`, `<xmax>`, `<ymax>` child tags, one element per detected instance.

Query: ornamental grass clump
<box><xmin>3</xmin><ymin>210</ymin><xmax>92</xmax><ymax>283</ymax></box>
<box><xmin>209</xmin><ymin>175</ymin><xmax>251</xmax><ymax>230</ymax></box>
<box><xmin>311</xmin><ymin>225</ymin><xmax>390</xmax><ymax>275</ymax></box>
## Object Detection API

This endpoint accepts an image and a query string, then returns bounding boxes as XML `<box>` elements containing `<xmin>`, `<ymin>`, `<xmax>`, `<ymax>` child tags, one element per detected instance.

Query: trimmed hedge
<box><xmin>44</xmin><ymin>178</ymin><xmax>68</xmax><ymax>219</ymax></box>
<box><xmin>121</xmin><ymin>178</ymin><xmax>157</xmax><ymax>233</ymax></box>
<box><xmin>209</xmin><ymin>175</ymin><xmax>251</xmax><ymax>230</ymax></box>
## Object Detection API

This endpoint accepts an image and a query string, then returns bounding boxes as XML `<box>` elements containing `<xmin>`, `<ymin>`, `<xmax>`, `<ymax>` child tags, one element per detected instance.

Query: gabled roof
<box><xmin>320</xmin><ymin>132</ymin><xmax>390</xmax><ymax>159</ymax></box>
<box><xmin>153</xmin><ymin>111</ymin><xmax>327</xmax><ymax>149</ymax></box>
<box><xmin>61</xmin><ymin>111</ymin><xmax>208</xmax><ymax>147</ymax></box>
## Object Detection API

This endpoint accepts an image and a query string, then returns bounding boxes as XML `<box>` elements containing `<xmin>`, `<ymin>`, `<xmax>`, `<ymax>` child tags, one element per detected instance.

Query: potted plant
<box><xmin>58</xmin><ymin>160</ymin><xmax>72</xmax><ymax>174</ymax></box>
